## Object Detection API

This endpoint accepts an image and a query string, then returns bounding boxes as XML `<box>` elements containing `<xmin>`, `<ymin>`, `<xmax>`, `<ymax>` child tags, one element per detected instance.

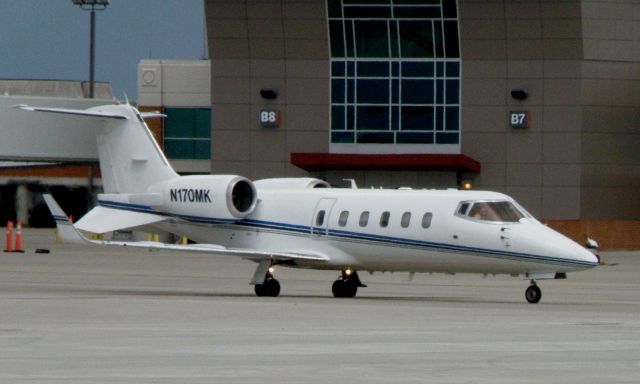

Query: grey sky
<box><xmin>0</xmin><ymin>0</ymin><xmax>205</xmax><ymax>100</ymax></box>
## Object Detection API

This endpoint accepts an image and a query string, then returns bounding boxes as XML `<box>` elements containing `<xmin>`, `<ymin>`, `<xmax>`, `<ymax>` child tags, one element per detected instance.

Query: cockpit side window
<box><xmin>458</xmin><ymin>201</ymin><xmax>526</xmax><ymax>223</ymax></box>
<box><xmin>457</xmin><ymin>203</ymin><xmax>470</xmax><ymax>216</ymax></box>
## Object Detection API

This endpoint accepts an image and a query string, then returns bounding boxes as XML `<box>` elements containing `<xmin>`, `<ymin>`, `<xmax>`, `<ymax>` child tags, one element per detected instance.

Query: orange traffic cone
<box><xmin>4</xmin><ymin>221</ymin><xmax>14</xmax><ymax>252</ymax></box>
<box><xmin>14</xmin><ymin>221</ymin><xmax>24</xmax><ymax>253</ymax></box>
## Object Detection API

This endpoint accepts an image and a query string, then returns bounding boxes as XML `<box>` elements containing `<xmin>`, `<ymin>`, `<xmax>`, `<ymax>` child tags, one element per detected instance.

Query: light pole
<box><xmin>71</xmin><ymin>0</ymin><xmax>109</xmax><ymax>98</ymax></box>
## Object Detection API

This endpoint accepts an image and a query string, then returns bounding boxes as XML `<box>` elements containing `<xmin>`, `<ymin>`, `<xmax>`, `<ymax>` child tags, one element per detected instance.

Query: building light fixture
<box><xmin>510</xmin><ymin>88</ymin><xmax>528</xmax><ymax>100</ymax></box>
<box><xmin>260</xmin><ymin>88</ymin><xmax>278</xmax><ymax>100</ymax></box>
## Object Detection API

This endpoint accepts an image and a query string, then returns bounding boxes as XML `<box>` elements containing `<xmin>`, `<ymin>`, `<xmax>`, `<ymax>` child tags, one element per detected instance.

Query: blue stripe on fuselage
<box><xmin>96</xmin><ymin>200</ymin><xmax>598</xmax><ymax>268</ymax></box>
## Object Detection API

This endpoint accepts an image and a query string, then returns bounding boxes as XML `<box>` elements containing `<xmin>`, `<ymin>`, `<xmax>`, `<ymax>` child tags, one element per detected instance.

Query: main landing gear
<box><xmin>332</xmin><ymin>269</ymin><xmax>367</xmax><ymax>298</ymax></box>
<box><xmin>525</xmin><ymin>280</ymin><xmax>542</xmax><ymax>304</ymax></box>
<box><xmin>252</xmin><ymin>259</ymin><xmax>280</xmax><ymax>297</ymax></box>
<box><xmin>254</xmin><ymin>269</ymin><xmax>280</xmax><ymax>297</ymax></box>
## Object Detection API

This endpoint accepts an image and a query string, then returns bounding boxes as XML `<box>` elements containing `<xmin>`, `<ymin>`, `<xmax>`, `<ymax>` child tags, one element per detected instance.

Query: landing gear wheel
<box><xmin>525</xmin><ymin>284</ymin><xmax>541</xmax><ymax>304</ymax></box>
<box><xmin>255</xmin><ymin>277</ymin><xmax>280</xmax><ymax>297</ymax></box>
<box><xmin>332</xmin><ymin>278</ymin><xmax>358</xmax><ymax>298</ymax></box>
<box><xmin>255</xmin><ymin>283</ymin><xmax>266</xmax><ymax>297</ymax></box>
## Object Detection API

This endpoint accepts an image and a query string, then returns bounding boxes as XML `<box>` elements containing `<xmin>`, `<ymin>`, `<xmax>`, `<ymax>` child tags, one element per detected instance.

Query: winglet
<box><xmin>42</xmin><ymin>194</ymin><xmax>93</xmax><ymax>245</ymax></box>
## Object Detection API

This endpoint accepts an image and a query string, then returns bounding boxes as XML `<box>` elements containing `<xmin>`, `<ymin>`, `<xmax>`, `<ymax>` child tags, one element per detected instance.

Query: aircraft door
<box><xmin>311</xmin><ymin>198</ymin><xmax>337</xmax><ymax>238</ymax></box>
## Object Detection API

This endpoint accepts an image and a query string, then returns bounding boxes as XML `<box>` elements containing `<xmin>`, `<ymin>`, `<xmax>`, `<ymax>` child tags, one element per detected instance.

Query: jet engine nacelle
<box><xmin>148</xmin><ymin>175</ymin><xmax>257</xmax><ymax>221</ymax></box>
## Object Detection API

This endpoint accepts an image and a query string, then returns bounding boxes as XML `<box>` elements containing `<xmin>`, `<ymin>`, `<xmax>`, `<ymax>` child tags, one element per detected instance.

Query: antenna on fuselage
<box><xmin>343</xmin><ymin>179</ymin><xmax>358</xmax><ymax>189</ymax></box>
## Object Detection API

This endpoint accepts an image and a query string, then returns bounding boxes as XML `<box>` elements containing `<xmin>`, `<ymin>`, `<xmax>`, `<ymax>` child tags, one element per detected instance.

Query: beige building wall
<box><xmin>580</xmin><ymin>0</ymin><xmax>640</xmax><ymax>219</ymax></box>
<box><xmin>206</xmin><ymin>0</ymin><xmax>329</xmax><ymax>180</ymax></box>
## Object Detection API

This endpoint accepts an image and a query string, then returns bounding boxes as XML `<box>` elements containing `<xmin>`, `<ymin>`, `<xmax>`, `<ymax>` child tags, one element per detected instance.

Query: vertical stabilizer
<box><xmin>92</xmin><ymin>105</ymin><xmax>177</xmax><ymax>193</ymax></box>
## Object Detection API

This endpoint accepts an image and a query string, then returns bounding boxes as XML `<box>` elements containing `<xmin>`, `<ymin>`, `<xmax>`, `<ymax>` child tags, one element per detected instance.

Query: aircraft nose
<box><xmin>587</xmin><ymin>249</ymin><xmax>600</xmax><ymax>265</ymax></box>
<box><xmin>535</xmin><ymin>225</ymin><xmax>600</xmax><ymax>269</ymax></box>
<box><xmin>571</xmin><ymin>240</ymin><xmax>600</xmax><ymax>266</ymax></box>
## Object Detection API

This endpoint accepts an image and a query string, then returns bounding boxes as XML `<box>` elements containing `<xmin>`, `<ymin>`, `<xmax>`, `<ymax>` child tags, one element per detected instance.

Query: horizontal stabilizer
<box><xmin>139</xmin><ymin>112</ymin><xmax>166</xmax><ymax>119</ymax></box>
<box><xmin>75</xmin><ymin>206</ymin><xmax>165</xmax><ymax>234</ymax></box>
<box><xmin>16</xmin><ymin>105</ymin><xmax>128</xmax><ymax>120</ymax></box>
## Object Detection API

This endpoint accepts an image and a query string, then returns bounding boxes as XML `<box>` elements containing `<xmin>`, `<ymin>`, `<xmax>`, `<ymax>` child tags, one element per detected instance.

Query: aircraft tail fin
<box><xmin>19</xmin><ymin>104</ymin><xmax>177</xmax><ymax>194</ymax></box>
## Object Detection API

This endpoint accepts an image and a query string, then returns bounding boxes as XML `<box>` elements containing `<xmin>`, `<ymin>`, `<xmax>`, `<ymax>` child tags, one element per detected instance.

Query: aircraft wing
<box><xmin>43</xmin><ymin>194</ymin><xmax>329</xmax><ymax>263</ymax></box>
<box><xmin>75</xmin><ymin>205</ymin><xmax>167</xmax><ymax>234</ymax></box>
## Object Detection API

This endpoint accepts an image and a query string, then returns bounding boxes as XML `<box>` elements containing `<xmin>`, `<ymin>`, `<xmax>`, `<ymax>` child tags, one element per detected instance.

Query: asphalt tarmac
<box><xmin>0</xmin><ymin>229</ymin><xmax>638</xmax><ymax>383</ymax></box>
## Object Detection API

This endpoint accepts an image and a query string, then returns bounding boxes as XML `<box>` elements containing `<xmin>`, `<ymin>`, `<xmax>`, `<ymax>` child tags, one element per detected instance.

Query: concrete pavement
<box><xmin>0</xmin><ymin>229</ymin><xmax>638</xmax><ymax>383</ymax></box>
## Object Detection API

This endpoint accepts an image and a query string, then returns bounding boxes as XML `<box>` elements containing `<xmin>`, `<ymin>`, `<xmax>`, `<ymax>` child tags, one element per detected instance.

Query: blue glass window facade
<box><xmin>328</xmin><ymin>0</ymin><xmax>461</xmax><ymax>146</ymax></box>
<box><xmin>163</xmin><ymin>108</ymin><xmax>212</xmax><ymax>160</ymax></box>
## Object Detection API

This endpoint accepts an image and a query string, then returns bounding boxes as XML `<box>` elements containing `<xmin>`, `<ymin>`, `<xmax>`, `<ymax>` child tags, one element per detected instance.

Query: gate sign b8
<box><xmin>509</xmin><ymin>111</ymin><xmax>530</xmax><ymax>129</ymax></box>
<box><xmin>260</xmin><ymin>109</ymin><xmax>280</xmax><ymax>128</ymax></box>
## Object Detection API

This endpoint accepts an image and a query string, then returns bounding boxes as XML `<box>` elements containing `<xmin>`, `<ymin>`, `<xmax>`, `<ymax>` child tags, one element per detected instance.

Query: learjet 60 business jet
<box><xmin>19</xmin><ymin>103</ymin><xmax>599</xmax><ymax>303</ymax></box>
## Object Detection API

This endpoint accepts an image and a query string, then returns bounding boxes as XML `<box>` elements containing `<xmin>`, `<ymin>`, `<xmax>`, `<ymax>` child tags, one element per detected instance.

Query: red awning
<box><xmin>291</xmin><ymin>153</ymin><xmax>480</xmax><ymax>173</ymax></box>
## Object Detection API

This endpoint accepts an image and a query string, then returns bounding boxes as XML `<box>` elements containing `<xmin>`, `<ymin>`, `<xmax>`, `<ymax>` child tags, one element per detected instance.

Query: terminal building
<box><xmin>1</xmin><ymin>1</ymin><xmax>639</xmax><ymax>248</ymax></box>
<box><xmin>137</xmin><ymin>0</ymin><xmax>640</xmax><ymax>246</ymax></box>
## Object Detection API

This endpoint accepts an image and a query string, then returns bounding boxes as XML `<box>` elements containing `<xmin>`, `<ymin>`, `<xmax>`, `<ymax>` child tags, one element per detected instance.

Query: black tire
<box><xmin>343</xmin><ymin>279</ymin><xmax>358</xmax><ymax>298</ymax></box>
<box><xmin>332</xmin><ymin>279</ymin><xmax>358</xmax><ymax>298</ymax></box>
<box><xmin>525</xmin><ymin>285</ymin><xmax>542</xmax><ymax>304</ymax></box>
<box><xmin>264</xmin><ymin>278</ymin><xmax>281</xmax><ymax>297</ymax></box>
<box><xmin>254</xmin><ymin>283</ymin><xmax>266</xmax><ymax>297</ymax></box>
<box><xmin>332</xmin><ymin>279</ymin><xmax>345</xmax><ymax>297</ymax></box>
<box><xmin>255</xmin><ymin>278</ymin><xmax>280</xmax><ymax>297</ymax></box>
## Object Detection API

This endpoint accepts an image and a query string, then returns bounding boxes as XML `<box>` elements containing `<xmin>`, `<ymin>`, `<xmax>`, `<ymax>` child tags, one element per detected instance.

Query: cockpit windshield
<box><xmin>458</xmin><ymin>201</ymin><xmax>527</xmax><ymax>223</ymax></box>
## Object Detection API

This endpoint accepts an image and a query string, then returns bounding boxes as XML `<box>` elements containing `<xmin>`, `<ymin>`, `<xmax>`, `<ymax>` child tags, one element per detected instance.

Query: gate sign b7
<box><xmin>509</xmin><ymin>111</ymin><xmax>530</xmax><ymax>129</ymax></box>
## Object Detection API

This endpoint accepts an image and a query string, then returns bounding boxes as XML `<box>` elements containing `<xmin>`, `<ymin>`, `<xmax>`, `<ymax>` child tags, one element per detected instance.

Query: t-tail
<box><xmin>18</xmin><ymin>104</ymin><xmax>178</xmax><ymax>193</ymax></box>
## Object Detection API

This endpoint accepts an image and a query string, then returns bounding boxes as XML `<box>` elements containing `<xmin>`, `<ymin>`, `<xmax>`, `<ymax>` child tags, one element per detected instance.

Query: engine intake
<box><xmin>228</xmin><ymin>177</ymin><xmax>256</xmax><ymax>217</ymax></box>
<box><xmin>148</xmin><ymin>175</ymin><xmax>257</xmax><ymax>221</ymax></box>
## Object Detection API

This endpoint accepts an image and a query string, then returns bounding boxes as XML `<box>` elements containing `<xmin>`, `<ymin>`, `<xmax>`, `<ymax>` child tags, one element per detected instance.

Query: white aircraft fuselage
<box><xmin>24</xmin><ymin>103</ymin><xmax>598</xmax><ymax>303</ymax></box>
<box><xmin>97</xmin><ymin>178</ymin><xmax>597</xmax><ymax>276</ymax></box>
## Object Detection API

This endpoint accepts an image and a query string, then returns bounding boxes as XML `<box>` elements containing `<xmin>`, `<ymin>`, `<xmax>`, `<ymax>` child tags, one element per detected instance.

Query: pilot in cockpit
<box><xmin>469</xmin><ymin>203</ymin><xmax>500</xmax><ymax>221</ymax></box>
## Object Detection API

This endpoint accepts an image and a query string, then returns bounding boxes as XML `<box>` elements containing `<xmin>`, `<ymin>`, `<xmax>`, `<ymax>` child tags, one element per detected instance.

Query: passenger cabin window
<box><xmin>380</xmin><ymin>211</ymin><xmax>390</xmax><ymax>227</ymax></box>
<box><xmin>461</xmin><ymin>201</ymin><xmax>526</xmax><ymax>223</ymax></box>
<box><xmin>316</xmin><ymin>210</ymin><xmax>325</xmax><ymax>226</ymax></box>
<box><xmin>339</xmin><ymin>211</ymin><xmax>349</xmax><ymax>227</ymax></box>
<box><xmin>359</xmin><ymin>211</ymin><xmax>370</xmax><ymax>227</ymax></box>
<box><xmin>401</xmin><ymin>212</ymin><xmax>411</xmax><ymax>228</ymax></box>
<box><xmin>422</xmin><ymin>212</ymin><xmax>433</xmax><ymax>228</ymax></box>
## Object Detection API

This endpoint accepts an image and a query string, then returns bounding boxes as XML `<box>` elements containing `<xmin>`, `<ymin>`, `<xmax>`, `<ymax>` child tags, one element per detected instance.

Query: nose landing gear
<box><xmin>525</xmin><ymin>281</ymin><xmax>541</xmax><ymax>304</ymax></box>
